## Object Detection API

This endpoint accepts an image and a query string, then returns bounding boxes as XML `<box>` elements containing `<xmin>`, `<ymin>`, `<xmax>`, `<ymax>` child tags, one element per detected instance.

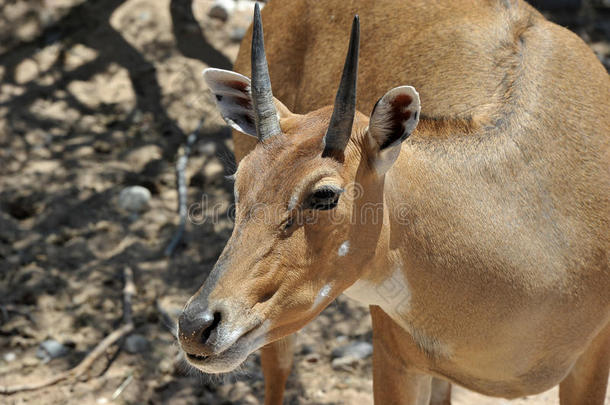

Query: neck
<box><xmin>343</xmin><ymin>182</ymin><xmax>409</xmax><ymax>311</ymax></box>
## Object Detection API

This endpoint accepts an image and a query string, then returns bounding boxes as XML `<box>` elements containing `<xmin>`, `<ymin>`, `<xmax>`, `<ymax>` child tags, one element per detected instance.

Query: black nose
<box><xmin>178</xmin><ymin>309</ymin><xmax>222</xmax><ymax>356</ymax></box>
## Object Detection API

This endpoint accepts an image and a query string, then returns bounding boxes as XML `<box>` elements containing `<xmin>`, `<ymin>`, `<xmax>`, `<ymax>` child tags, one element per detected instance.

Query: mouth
<box><xmin>186</xmin><ymin>352</ymin><xmax>209</xmax><ymax>362</ymax></box>
<box><xmin>182</xmin><ymin>321</ymin><xmax>268</xmax><ymax>372</ymax></box>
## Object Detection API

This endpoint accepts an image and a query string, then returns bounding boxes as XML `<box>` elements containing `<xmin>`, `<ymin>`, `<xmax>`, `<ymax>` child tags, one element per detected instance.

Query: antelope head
<box><xmin>179</xmin><ymin>5</ymin><xmax>420</xmax><ymax>373</ymax></box>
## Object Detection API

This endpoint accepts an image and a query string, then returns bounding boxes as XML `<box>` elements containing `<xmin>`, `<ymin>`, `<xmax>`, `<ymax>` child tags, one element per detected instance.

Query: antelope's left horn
<box><xmin>251</xmin><ymin>3</ymin><xmax>282</xmax><ymax>141</ymax></box>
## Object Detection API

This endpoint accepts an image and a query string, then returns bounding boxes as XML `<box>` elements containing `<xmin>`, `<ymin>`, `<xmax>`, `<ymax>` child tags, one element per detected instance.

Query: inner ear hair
<box><xmin>369</xmin><ymin>86</ymin><xmax>420</xmax><ymax>150</ymax></box>
<box><xmin>203</xmin><ymin>68</ymin><xmax>257</xmax><ymax>137</ymax></box>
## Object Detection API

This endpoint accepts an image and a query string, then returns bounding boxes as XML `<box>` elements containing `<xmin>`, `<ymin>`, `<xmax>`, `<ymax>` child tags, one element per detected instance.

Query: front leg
<box><xmin>559</xmin><ymin>323</ymin><xmax>610</xmax><ymax>405</ymax></box>
<box><xmin>371</xmin><ymin>305</ymin><xmax>432</xmax><ymax>405</ymax></box>
<box><xmin>430</xmin><ymin>378</ymin><xmax>452</xmax><ymax>405</ymax></box>
<box><xmin>260</xmin><ymin>333</ymin><xmax>296</xmax><ymax>405</ymax></box>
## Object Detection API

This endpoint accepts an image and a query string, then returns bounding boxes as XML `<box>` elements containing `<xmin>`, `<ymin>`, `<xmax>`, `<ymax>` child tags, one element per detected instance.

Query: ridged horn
<box><xmin>322</xmin><ymin>15</ymin><xmax>360</xmax><ymax>158</ymax></box>
<box><xmin>251</xmin><ymin>3</ymin><xmax>281</xmax><ymax>141</ymax></box>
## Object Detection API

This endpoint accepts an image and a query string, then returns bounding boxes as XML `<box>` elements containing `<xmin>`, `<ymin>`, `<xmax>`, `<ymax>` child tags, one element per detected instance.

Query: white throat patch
<box><xmin>343</xmin><ymin>267</ymin><xmax>452</xmax><ymax>358</ymax></box>
<box><xmin>343</xmin><ymin>267</ymin><xmax>411</xmax><ymax>315</ymax></box>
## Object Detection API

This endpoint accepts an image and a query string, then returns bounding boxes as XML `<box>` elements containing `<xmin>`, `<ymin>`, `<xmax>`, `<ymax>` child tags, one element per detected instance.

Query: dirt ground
<box><xmin>0</xmin><ymin>1</ymin><xmax>608</xmax><ymax>404</ymax></box>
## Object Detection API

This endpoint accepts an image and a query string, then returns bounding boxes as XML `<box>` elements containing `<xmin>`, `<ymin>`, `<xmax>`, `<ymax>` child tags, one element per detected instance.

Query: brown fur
<box><xmin>181</xmin><ymin>0</ymin><xmax>610</xmax><ymax>403</ymax></box>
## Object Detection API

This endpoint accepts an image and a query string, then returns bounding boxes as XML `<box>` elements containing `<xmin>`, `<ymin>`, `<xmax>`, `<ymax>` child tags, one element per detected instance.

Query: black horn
<box><xmin>251</xmin><ymin>3</ymin><xmax>281</xmax><ymax>141</ymax></box>
<box><xmin>322</xmin><ymin>15</ymin><xmax>360</xmax><ymax>158</ymax></box>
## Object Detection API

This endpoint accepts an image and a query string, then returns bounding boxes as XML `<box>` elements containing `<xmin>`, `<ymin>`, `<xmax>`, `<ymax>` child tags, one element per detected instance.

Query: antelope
<box><xmin>178</xmin><ymin>1</ymin><xmax>610</xmax><ymax>403</ymax></box>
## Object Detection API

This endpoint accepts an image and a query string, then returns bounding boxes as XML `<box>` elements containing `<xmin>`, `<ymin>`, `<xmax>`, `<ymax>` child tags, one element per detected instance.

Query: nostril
<box><xmin>201</xmin><ymin>311</ymin><xmax>222</xmax><ymax>344</ymax></box>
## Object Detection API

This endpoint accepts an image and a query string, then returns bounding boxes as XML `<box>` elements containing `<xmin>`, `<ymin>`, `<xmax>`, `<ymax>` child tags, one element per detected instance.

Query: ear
<box><xmin>203</xmin><ymin>68</ymin><xmax>257</xmax><ymax>137</ymax></box>
<box><xmin>367</xmin><ymin>86</ymin><xmax>420</xmax><ymax>175</ymax></box>
<box><xmin>203</xmin><ymin>68</ymin><xmax>293</xmax><ymax>138</ymax></box>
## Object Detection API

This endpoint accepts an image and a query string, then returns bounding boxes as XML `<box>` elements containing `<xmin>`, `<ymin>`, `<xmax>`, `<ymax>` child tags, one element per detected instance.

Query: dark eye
<box><xmin>307</xmin><ymin>186</ymin><xmax>343</xmax><ymax>210</ymax></box>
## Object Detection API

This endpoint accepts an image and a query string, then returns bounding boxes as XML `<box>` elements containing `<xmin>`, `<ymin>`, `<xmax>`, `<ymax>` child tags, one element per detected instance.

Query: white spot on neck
<box><xmin>338</xmin><ymin>240</ymin><xmax>350</xmax><ymax>257</ymax></box>
<box><xmin>313</xmin><ymin>284</ymin><xmax>332</xmax><ymax>308</ymax></box>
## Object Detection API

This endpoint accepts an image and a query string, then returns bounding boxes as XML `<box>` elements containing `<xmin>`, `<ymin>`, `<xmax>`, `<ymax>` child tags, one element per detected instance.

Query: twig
<box><xmin>165</xmin><ymin>117</ymin><xmax>205</xmax><ymax>256</ymax></box>
<box><xmin>111</xmin><ymin>372</ymin><xmax>133</xmax><ymax>400</ymax></box>
<box><xmin>0</xmin><ymin>267</ymin><xmax>136</xmax><ymax>395</ymax></box>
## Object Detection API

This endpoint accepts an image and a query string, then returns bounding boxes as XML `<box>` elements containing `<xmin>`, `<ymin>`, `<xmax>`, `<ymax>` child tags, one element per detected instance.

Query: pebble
<box><xmin>123</xmin><ymin>334</ymin><xmax>149</xmax><ymax>354</ymax></box>
<box><xmin>118</xmin><ymin>186</ymin><xmax>151</xmax><ymax>213</ymax></box>
<box><xmin>305</xmin><ymin>353</ymin><xmax>320</xmax><ymax>363</ymax></box>
<box><xmin>230</xmin><ymin>26</ymin><xmax>247</xmax><ymax>42</ymax></box>
<box><xmin>3</xmin><ymin>352</ymin><xmax>17</xmax><ymax>362</ymax></box>
<box><xmin>331</xmin><ymin>341</ymin><xmax>373</xmax><ymax>361</ymax></box>
<box><xmin>36</xmin><ymin>339</ymin><xmax>70</xmax><ymax>362</ymax></box>
<box><xmin>331</xmin><ymin>355</ymin><xmax>360</xmax><ymax>370</ymax></box>
<box><xmin>300</xmin><ymin>344</ymin><xmax>313</xmax><ymax>355</ymax></box>
<box><xmin>198</xmin><ymin>141</ymin><xmax>216</xmax><ymax>156</ymax></box>
<box><xmin>208</xmin><ymin>0</ymin><xmax>235</xmax><ymax>22</ymax></box>
<box><xmin>335</xmin><ymin>335</ymin><xmax>349</xmax><ymax>344</ymax></box>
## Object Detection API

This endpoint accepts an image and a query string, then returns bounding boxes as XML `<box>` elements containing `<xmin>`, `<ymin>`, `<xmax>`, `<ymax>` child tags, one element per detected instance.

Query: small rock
<box><xmin>198</xmin><ymin>141</ymin><xmax>216</xmax><ymax>156</ymax></box>
<box><xmin>208</xmin><ymin>0</ymin><xmax>235</xmax><ymax>21</ymax></box>
<box><xmin>304</xmin><ymin>353</ymin><xmax>319</xmax><ymax>363</ymax></box>
<box><xmin>335</xmin><ymin>335</ymin><xmax>348</xmax><ymax>344</ymax></box>
<box><xmin>3</xmin><ymin>352</ymin><xmax>17</xmax><ymax>362</ymax></box>
<box><xmin>331</xmin><ymin>355</ymin><xmax>360</xmax><ymax>370</ymax></box>
<box><xmin>230</xmin><ymin>26</ymin><xmax>247</xmax><ymax>42</ymax></box>
<box><xmin>331</xmin><ymin>341</ymin><xmax>373</xmax><ymax>360</ymax></box>
<box><xmin>124</xmin><ymin>334</ymin><xmax>149</xmax><ymax>354</ymax></box>
<box><xmin>36</xmin><ymin>339</ymin><xmax>69</xmax><ymax>362</ymax></box>
<box><xmin>300</xmin><ymin>344</ymin><xmax>313</xmax><ymax>355</ymax></box>
<box><xmin>118</xmin><ymin>186</ymin><xmax>151</xmax><ymax>213</ymax></box>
